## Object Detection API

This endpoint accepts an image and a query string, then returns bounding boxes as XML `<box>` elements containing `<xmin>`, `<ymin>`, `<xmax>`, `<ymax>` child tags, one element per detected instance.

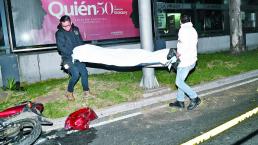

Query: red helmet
<box><xmin>64</xmin><ymin>107</ymin><xmax>98</xmax><ymax>130</ymax></box>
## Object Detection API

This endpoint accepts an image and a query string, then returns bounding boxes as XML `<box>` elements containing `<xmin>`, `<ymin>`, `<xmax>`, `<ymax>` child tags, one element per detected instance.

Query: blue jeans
<box><xmin>67</xmin><ymin>61</ymin><xmax>89</xmax><ymax>92</ymax></box>
<box><xmin>175</xmin><ymin>63</ymin><xmax>197</xmax><ymax>102</ymax></box>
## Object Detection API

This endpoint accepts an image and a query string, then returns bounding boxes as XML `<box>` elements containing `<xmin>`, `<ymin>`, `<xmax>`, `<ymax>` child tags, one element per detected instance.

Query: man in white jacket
<box><xmin>169</xmin><ymin>14</ymin><xmax>201</xmax><ymax>110</ymax></box>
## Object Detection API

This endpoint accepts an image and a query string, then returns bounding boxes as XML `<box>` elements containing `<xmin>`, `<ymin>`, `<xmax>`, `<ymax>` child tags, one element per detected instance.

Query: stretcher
<box><xmin>72</xmin><ymin>44</ymin><xmax>177</xmax><ymax>69</ymax></box>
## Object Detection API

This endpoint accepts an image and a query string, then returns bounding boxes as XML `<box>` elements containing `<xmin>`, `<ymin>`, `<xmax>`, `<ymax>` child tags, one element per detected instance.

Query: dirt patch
<box><xmin>33</xmin><ymin>88</ymin><xmax>65</xmax><ymax>104</ymax></box>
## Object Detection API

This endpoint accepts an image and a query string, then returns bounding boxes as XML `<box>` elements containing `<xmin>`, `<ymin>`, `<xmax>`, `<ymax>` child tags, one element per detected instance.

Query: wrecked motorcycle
<box><xmin>0</xmin><ymin>101</ymin><xmax>52</xmax><ymax>145</ymax></box>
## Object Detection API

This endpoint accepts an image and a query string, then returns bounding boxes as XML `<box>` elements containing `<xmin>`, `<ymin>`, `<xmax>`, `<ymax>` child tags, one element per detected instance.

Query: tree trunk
<box><xmin>229</xmin><ymin>0</ymin><xmax>246</xmax><ymax>54</ymax></box>
<box><xmin>138</xmin><ymin>0</ymin><xmax>159</xmax><ymax>89</ymax></box>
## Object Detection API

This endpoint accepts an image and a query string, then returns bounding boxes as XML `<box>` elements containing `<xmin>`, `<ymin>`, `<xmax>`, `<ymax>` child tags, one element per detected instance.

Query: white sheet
<box><xmin>72</xmin><ymin>44</ymin><xmax>172</xmax><ymax>67</ymax></box>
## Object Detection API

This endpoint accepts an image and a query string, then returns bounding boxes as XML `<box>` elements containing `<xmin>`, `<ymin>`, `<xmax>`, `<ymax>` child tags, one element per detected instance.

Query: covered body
<box><xmin>72</xmin><ymin>44</ymin><xmax>172</xmax><ymax>67</ymax></box>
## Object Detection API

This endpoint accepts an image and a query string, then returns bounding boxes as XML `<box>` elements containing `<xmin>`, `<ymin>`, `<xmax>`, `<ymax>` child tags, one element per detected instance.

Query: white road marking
<box><xmin>90</xmin><ymin>112</ymin><xmax>142</xmax><ymax>128</ymax></box>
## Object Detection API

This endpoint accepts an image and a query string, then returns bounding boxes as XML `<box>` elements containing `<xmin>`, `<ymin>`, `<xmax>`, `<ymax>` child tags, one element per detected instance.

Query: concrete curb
<box><xmin>42</xmin><ymin>70</ymin><xmax>258</xmax><ymax>132</ymax></box>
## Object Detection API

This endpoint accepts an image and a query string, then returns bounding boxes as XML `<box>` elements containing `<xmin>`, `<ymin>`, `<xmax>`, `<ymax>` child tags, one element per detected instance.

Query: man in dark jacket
<box><xmin>55</xmin><ymin>15</ymin><xmax>91</xmax><ymax>101</ymax></box>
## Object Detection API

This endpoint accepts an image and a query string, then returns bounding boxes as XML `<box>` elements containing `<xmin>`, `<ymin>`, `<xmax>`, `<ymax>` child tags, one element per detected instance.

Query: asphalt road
<box><xmin>202</xmin><ymin>114</ymin><xmax>258</xmax><ymax>145</ymax></box>
<box><xmin>36</xmin><ymin>79</ymin><xmax>258</xmax><ymax>145</ymax></box>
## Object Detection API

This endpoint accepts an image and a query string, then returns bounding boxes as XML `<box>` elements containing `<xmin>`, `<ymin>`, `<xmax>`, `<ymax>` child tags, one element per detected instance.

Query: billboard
<box><xmin>9</xmin><ymin>0</ymin><xmax>139</xmax><ymax>48</ymax></box>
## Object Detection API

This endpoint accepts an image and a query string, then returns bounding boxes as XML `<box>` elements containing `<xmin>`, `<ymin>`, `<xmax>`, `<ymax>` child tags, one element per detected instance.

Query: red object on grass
<box><xmin>64</xmin><ymin>107</ymin><xmax>98</xmax><ymax>130</ymax></box>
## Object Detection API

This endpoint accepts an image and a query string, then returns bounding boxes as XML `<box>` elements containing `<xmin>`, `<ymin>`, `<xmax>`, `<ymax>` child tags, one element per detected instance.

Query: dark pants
<box><xmin>67</xmin><ymin>61</ymin><xmax>89</xmax><ymax>92</ymax></box>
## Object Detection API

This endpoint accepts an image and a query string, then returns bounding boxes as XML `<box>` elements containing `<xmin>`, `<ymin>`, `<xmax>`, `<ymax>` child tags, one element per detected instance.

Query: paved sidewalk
<box><xmin>42</xmin><ymin>70</ymin><xmax>258</xmax><ymax>132</ymax></box>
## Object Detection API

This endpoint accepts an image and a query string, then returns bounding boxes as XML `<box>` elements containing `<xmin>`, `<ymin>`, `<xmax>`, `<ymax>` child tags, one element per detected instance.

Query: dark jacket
<box><xmin>55</xmin><ymin>24</ymin><xmax>84</xmax><ymax>64</ymax></box>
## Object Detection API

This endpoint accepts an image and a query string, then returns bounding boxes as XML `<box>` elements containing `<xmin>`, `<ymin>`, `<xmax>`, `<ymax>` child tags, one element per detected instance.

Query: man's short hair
<box><xmin>180</xmin><ymin>14</ymin><xmax>191</xmax><ymax>24</ymax></box>
<box><xmin>60</xmin><ymin>15</ymin><xmax>71</xmax><ymax>23</ymax></box>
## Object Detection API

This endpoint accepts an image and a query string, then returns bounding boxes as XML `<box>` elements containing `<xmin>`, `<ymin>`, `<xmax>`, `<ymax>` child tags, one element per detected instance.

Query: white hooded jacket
<box><xmin>177</xmin><ymin>22</ymin><xmax>198</xmax><ymax>67</ymax></box>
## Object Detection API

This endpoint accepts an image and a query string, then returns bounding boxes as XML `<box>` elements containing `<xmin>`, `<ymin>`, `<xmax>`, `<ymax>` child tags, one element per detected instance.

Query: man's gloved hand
<box><xmin>167</xmin><ymin>48</ymin><xmax>177</xmax><ymax>60</ymax></box>
<box><xmin>64</xmin><ymin>64</ymin><xmax>69</xmax><ymax>69</ymax></box>
<box><xmin>167</xmin><ymin>58</ymin><xmax>180</xmax><ymax>72</ymax></box>
<box><xmin>166</xmin><ymin>48</ymin><xmax>180</xmax><ymax>72</ymax></box>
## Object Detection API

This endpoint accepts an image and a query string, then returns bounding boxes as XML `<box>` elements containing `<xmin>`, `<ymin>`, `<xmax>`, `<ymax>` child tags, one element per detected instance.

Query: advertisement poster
<box><xmin>10</xmin><ymin>0</ymin><xmax>139</xmax><ymax>48</ymax></box>
<box><xmin>157</xmin><ymin>12</ymin><xmax>166</xmax><ymax>29</ymax></box>
<box><xmin>167</xmin><ymin>13</ymin><xmax>181</xmax><ymax>33</ymax></box>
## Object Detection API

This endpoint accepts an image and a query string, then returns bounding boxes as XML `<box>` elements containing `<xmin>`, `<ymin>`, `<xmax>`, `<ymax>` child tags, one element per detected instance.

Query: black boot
<box><xmin>169</xmin><ymin>101</ymin><xmax>185</xmax><ymax>108</ymax></box>
<box><xmin>187</xmin><ymin>97</ymin><xmax>201</xmax><ymax>110</ymax></box>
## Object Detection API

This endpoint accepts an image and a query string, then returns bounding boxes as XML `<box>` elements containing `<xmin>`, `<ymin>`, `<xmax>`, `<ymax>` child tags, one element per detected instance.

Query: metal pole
<box><xmin>229</xmin><ymin>0</ymin><xmax>245</xmax><ymax>53</ymax></box>
<box><xmin>138</xmin><ymin>0</ymin><xmax>159</xmax><ymax>89</ymax></box>
<box><xmin>1</xmin><ymin>0</ymin><xmax>10</xmax><ymax>54</ymax></box>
